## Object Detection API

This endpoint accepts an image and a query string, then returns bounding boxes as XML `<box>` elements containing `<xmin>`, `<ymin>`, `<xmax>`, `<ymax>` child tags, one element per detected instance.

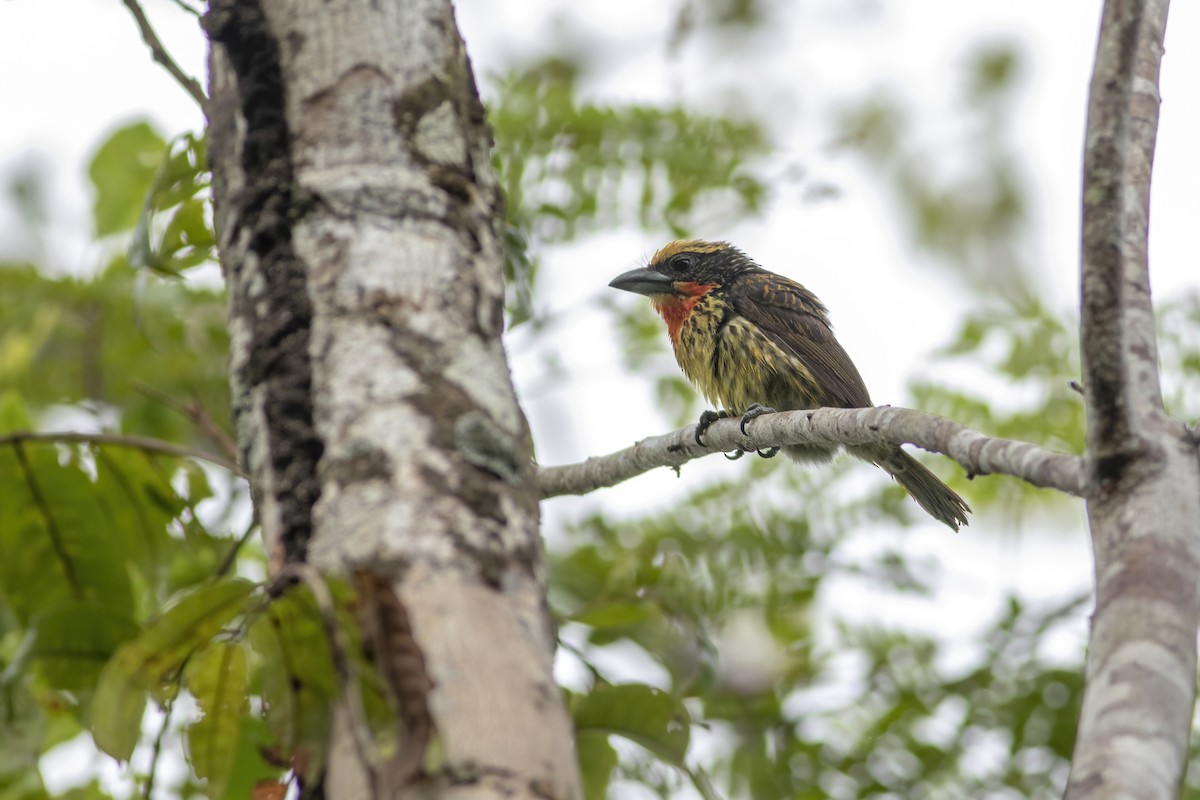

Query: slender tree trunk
<box><xmin>1068</xmin><ymin>0</ymin><xmax>1200</xmax><ymax>797</ymax></box>
<box><xmin>203</xmin><ymin>1</ymin><xmax>581</xmax><ymax>798</ymax></box>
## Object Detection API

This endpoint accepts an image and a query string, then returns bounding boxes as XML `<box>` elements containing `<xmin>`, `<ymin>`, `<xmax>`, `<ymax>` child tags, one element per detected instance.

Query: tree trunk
<box><xmin>1068</xmin><ymin>0</ymin><xmax>1200</xmax><ymax>798</ymax></box>
<box><xmin>203</xmin><ymin>1</ymin><xmax>581</xmax><ymax>798</ymax></box>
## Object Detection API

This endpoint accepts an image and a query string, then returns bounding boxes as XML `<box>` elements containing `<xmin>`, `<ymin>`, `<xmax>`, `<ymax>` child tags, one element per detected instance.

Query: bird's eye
<box><xmin>668</xmin><ymin>254</ymin><xmax>695</xmax><ymax>272</ymax></box>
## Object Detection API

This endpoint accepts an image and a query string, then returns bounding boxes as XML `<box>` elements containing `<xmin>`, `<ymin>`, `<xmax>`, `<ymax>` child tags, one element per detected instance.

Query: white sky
<box><xmin>2</xmin><ymin>0</ymin><xmax>1198</xmax><ymax>792</ymax></box>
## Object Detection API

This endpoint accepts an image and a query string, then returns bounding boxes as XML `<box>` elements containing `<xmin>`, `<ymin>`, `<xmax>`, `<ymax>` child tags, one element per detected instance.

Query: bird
<box><xmin>609</xmin><ymin>239</ymin><xmax>970</xmax><ymax>531</ymax></box>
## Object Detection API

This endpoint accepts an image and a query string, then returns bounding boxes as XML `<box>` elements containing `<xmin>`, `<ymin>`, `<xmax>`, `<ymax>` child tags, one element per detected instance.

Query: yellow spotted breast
<box><xmin>671</xmin><ymin>295</ymin><xmax>820</xmax><ymax>415</ymax></box>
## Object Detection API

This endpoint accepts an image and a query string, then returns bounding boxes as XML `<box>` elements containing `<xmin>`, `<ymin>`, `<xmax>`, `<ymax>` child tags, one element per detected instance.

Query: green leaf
<box><xmin>128</xmin><ymin>132</ymin><xmax>214</xmax><ymax>276</ymax></box>
<box><xmin>571</xmin><ymin>601</ymin><xmax>656</xmax><ymax>631</ymax></box>
<box><xmin>186</xmin><ymin>642</ymin><xmax>249</xmax><ymax>798</ymax></box>
<box><xmin>0</xmin><ymin>667</ymin><xmax>51</xmax><ymax>800</ymax></box>
<box><xmin>0</xmin><ymin>390</ymin><xmax>32</xmax><ymax>432</ymax></box>
<box><xmin>0</xmin><ymin>445</ymin><xmax>137</xmax><ymax>625</ymax></box>
<box><xmin>248</xmin><ymin>588</ymin><xmax>338</xmax><ymax>782</ymax></box>
<box><xmin>968</xmin><ymin>45</ymin><xmax>1020</xmax><ymax>100</ymax></box>
<box><xmin>93</xmin><ymin>448</ymin><xmax>188</xmax><ymax>589</ymax></box>
<box><xmin>88</xmin><ymin>122</ymin><xmax>167</xmax><ymax>238</ymax></box>
<box><xmin>502</xmin><ymin>223</ymin><xmax>534</xmax><ymax>326</ymax></box>
<box><xmin>220</xmin><ymin>717</ymin><xmax>287</xmax><ymax>800</ymax></box>
<box><xmin>160</xmin><ymin>199</ymin><xmax>215</xmax><ymax>256</ymax></box>
<box><xmin>92</xmin><ymin>578</ymin><xmax>256</xmax><ymax>761</ymax></box>
<box><xmin>576</xmin><ymin>731</ymin><xmax>617</xmax><ymax>800</ymax></box>
<box><xmin>56</xmin><ymin>781</ymin><xmax>116</xmax><ymax>800</ymax></box>
<box><xmin>153</xmin><ymin>132</ymin><xmax>209</xmax><ymax>210</ymax></box>
<box><xmin>572</xmin><ymin>683</ymin><xmax>691</xmax><ymax>765</ymax></box>
<box><xmin>30</xmin><ymin>602</ymin><xmax>140</xmax><ymax>691</ymax></box>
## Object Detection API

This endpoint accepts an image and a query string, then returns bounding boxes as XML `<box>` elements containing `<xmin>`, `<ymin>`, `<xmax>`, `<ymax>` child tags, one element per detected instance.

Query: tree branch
<box><xmin>165</xmin><ymin>0</ymin><xmax>202</xmax><ymax>16</ymax></box>
<box><xmin>537</xmin><ymin>405</ymin><xmax>1086</xmax><ymax>499</ymax></box>
<box><xmin>0</xmin><ymin>430</ymin><xmax>242</xmax><ymax>476</ymax></box>
<box><xmin>121</xmin><ymin>0</ymin><xmax>208</xmax><ymax>109</ymax></box>
<box><xmin>132</xmin><ymin>380</ymin><xmax>240</xmax><ymax>464</ymax></box>
<box><xmin>1067</xmin><ymin>1</ymin><xmax>1200</xmax><ymax>798</ymax></box>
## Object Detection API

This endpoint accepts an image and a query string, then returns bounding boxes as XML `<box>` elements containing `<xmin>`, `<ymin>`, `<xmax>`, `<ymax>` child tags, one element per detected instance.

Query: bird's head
<box><xmin>610</xmin><ymin>240</ymin><xmax>758</xmax><ymax>342</ymax></box>
<box><xmin>609</xmin><ymin>240</ymin><xmax>757</xmax><ymax>298</ymax></box>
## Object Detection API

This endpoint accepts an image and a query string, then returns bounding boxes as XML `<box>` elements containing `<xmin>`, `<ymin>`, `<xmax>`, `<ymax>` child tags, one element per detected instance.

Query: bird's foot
<box><xmin>739</xmin><ymin>403</ymin><xmax>778</xmax><ymax>435</ymax></box>
<box><xmin>695</xmin><ymin>409</ymin><xmax>731</xmax><ymax>446</ymax></box>
<box><xmin>696</xmin><ymin>410</ymin><xmax>746</xmax><ymax>459</ymax></box>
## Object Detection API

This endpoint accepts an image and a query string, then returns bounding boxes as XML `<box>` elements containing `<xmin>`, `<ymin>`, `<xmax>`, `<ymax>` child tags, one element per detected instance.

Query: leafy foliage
<box><xmin>489</xmin><ymin>57</ymin><xmax>768</xmax><ymax>324</ymax></box>
<box><xmin>572</xmin><ymin>684</ymin><xmax>698</xmax><ymax>799</ymax></box>
<box><xmin>1158</xmin><ymin>293</ymin><xmax>1200</xmax><ymax>422</ymax></box>
<box><xmin>88</xmin><ymin>122</ymin><xmax>168</xmax><ymax>239</ymax></box>
<box><xmin>0</xmin><ymin>262</ymin><xmax>230</xmax><ymax>448</ymax></box>
<box><xmin>0</xmin><ymin>115</ymin><xmax>371</xmax><ymax>797</ymax></box>
<box><xmin>910</xmin><ymin>297</ymin><xmax>1085</xmax><ymax>512</ymax></box>
<box><xmin>547</xmin><ymin>458</ymin><xmax>1092</xmax><ymax>798</ymax></box>
<box><xmin>184</xmin><ymin>641</ymin><xmax>252</xmax><ymax>796</ymax></box>
<box><xmin>92</xmin><ymin>578</ymin><xmax>255</xmax><ymax>761</ymax></box>
<box><xmin>127</xmin><ymin>131</ymin><xmax>215</xmax><ymax>276</ymax></box>
<box><xmin>248</xmin><ymin>585</ymin><xmax>341</xmax><ymax>785</ymax></box>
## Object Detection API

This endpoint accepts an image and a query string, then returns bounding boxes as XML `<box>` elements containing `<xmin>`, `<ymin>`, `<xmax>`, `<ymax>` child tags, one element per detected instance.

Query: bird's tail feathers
<box><xmin>868</xmin><ymin>446</ymin><xmax>971</xmax><ymax>532</ymax></box>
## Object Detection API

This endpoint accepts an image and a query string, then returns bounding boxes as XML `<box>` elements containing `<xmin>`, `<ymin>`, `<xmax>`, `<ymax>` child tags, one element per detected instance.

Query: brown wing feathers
<box><xmin>726</xmin><ymin>271</ymin><xmax>873</xmax><ymax>408</ymax></box>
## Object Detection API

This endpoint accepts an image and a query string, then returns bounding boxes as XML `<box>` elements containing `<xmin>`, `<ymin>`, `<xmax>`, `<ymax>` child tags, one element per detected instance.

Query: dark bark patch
<box><xmin>427</xmin><ymin>163</ymin><xmax>474</xmax><ymax>204</ymax></box>
<box><xmin>355</xmin><ymin>569</ymin><xmax>435</xmax><ymax>790</ymax></box>
<box><xmin>205</xmin><ymin>0</ymin><xmax>324</xmax><ymax>563</ymax></box>
<box><xmin>452</xmin><ymin>470</ymin><xmax>507</xmax><ymax>527</ymax></box>
<box><xmin>391</xmin><ymin>76</ymin><xmax>451</xmax><ymax>139</ymax></box>
<box><xmin>455</xmin><ymin>411</ymin><xmax>520</xmax><ymax>484</ymax></box>
<box><xmin>1094</xmin><ymin>451</ymin><xmax>1132</xmax><ymax>484</ymax></box>
<box><xmin>427</xmin><ymin>164</ymin><xmax>483</xmax><ymax>253</ymax></box>
<box><xmin>1095</xmin><ymin>545</ymin><xmax>1199</xmax><ymax>620</ymax></box>
<box><xmin>326</xmin><ymin>446</ymin><xmax>393</xmax><ymax>487</ymax></box>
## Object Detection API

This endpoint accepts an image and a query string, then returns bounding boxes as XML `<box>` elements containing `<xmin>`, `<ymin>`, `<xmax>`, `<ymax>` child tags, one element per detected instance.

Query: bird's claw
<box><xmin>696</xmin><ymin>410</ymin><xmax>756</xmax><ymax>460</ymax></box>
<box><xmin>756</xmin><ymin>447</ymin><xmax>781</xmax><ymax>459</ymax></box>
<box><xmin>739</xmin><ymin>403</ymin><xmax>778</xmax><ymax>435</ymax></box>
<box><xmin>695</xmin><ymin>409</ymin><xmax>731</xmax><ymax>446</ymax></box>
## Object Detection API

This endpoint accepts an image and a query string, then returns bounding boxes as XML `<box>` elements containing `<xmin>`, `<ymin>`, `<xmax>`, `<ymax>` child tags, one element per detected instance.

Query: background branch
<box><xmin>133</xmin><ymin>380</ymin><xmax>240</xmax><ymax>464</ymax></box>
<box><xmin>121</xmin><ymin>0</ymin><xmax>208</xmax><ymax>109</ymax></box>
<box><xmin>1067</xmin><ymin>0</ymin><xmax>1200</xmax><ymax>798</ymax></box>
<box><xmin>0</xmin><ymin>430</ymin><xmax>242</xmax><ymax>475</ymax></box>
<box><xmin>537</xmin><ymin>405</ymin><xmax>1086</xmax><ymax>499</ymax></box>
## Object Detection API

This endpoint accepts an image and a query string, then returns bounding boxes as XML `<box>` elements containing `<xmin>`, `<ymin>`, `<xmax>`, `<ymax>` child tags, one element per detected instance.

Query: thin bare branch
<box><xmin>537</xmin><ymin>405</ymin><xmax>1086</xmax><ymax>499</ymax></box>
<box><xmin>120</xmin><ymin>0</ymin><xmax>208</xmax><ymax>109</ymax></box>
<box><xmin>0</xmin><ymin>430</ymin><xmax>242</xmax><ymax>476</ymax></box>
<box><xmin>165</xmin><ymin>0</ymin><xmax>202</xmax><ymax>16</ymax></box>
<box><xmin>142</xmin><ymin>699</ymin><xmax>175</xmax><ymax>800</ymax></box>
<box><xmin>1067</xmin><ymin>0</ymin><xmax>1200</xmax><ymax>798</ymax></box>
<box><xmin>214</xmin><ymin>516</ymin><xmax>260</xmax><ymax>579</ymax></box>
<box><xmin>133</xmin><ymin>381</ymin><xmax>240</xmax><ymax>464</ymax></box>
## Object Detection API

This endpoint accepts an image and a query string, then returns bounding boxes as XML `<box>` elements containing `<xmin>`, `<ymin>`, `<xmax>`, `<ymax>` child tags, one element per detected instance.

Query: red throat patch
<box><xmin>651</xmin><ymin>282</ymin><xmax>715</xmax><ymax>343</ymax></box>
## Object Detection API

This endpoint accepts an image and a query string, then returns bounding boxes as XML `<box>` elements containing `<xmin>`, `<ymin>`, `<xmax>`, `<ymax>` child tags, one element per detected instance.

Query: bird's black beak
<box><xmin>609</xmin><ymin>267</ymin><xmax>676</xmax><ymax>296</ymax></box>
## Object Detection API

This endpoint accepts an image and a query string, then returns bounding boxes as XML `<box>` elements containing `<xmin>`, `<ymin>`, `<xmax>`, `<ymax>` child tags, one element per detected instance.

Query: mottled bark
<box><xmin>1067</xmin><ymin>1</ymin><xmax>1200</xmax><ymax>798</ymax></box>
<box><xmin>204</xmin><ymin>1</ymin><xmax>580</xmax><ymax>798</ymax></box>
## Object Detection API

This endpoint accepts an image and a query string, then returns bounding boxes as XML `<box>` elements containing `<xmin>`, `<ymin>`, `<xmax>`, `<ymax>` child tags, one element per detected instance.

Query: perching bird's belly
<box><xmin>675</xmin><ymin>309</ymin><xmax>834</xmax><ymax>463</ymax></box>
<box><xmin>674</xmin><ymin>309</ymin><xmax>822</xmax><ymax>416</ymax></box>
